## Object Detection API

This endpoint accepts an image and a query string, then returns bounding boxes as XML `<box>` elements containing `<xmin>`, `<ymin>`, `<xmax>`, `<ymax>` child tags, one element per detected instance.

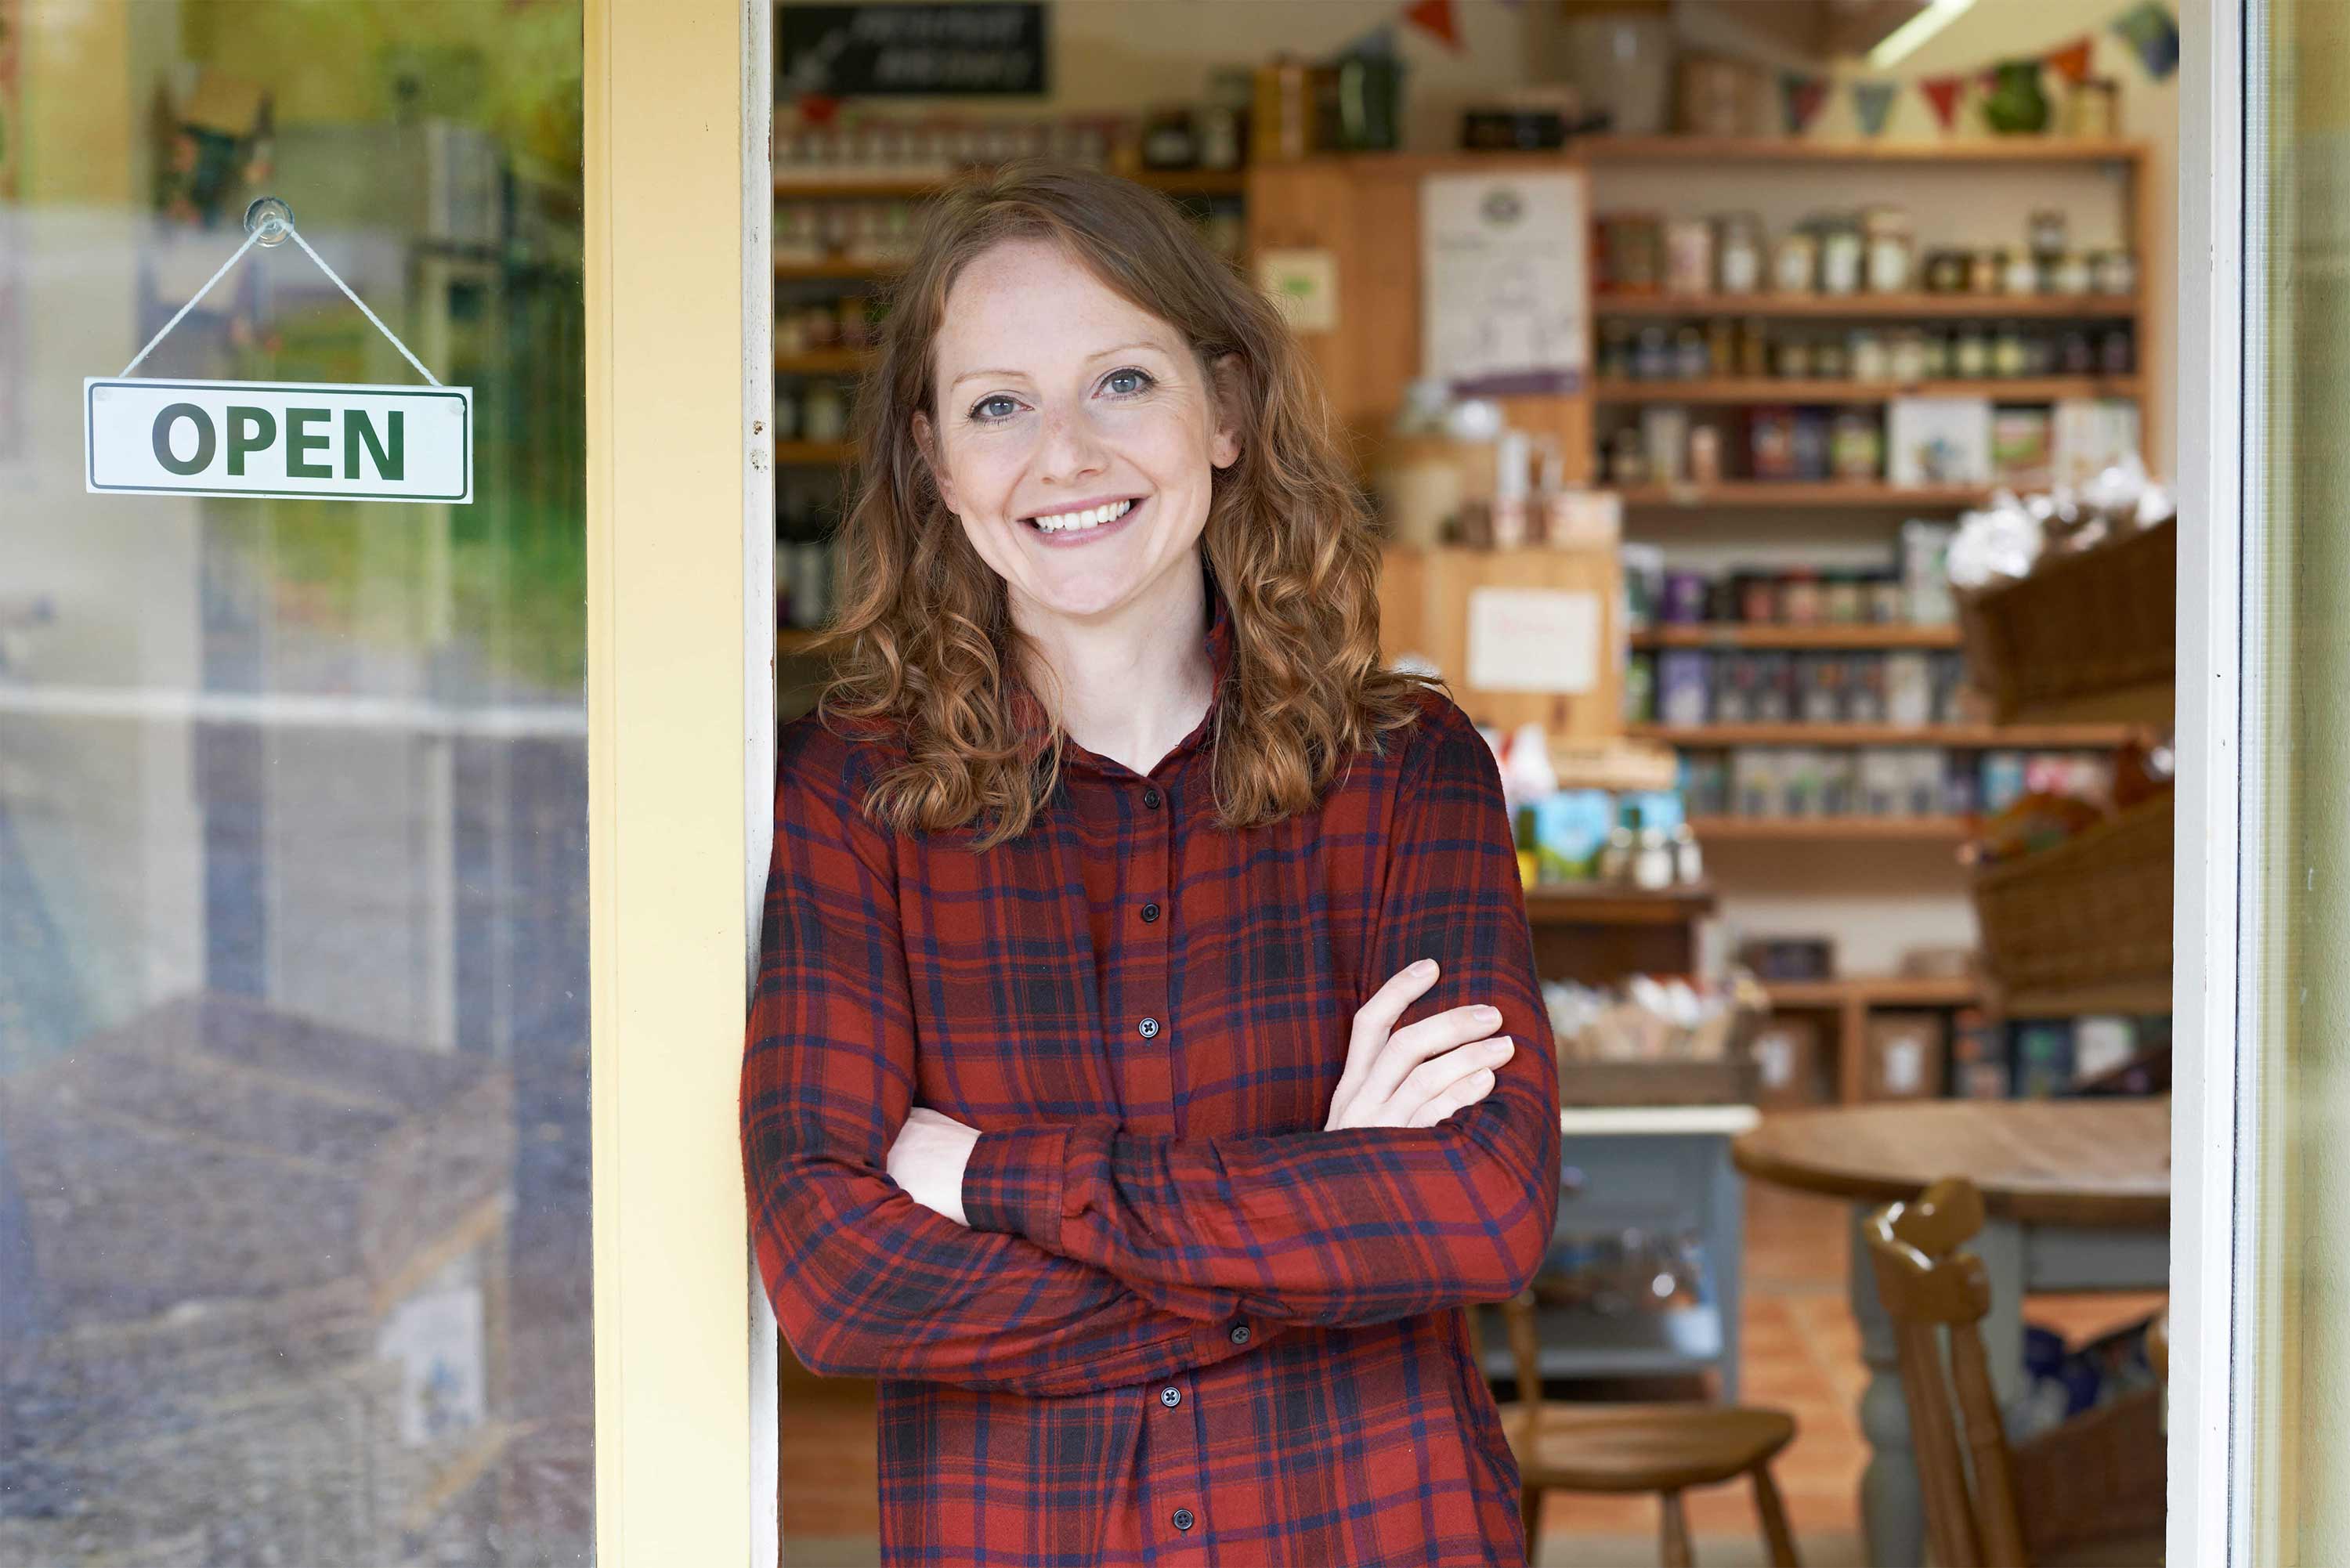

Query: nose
<box><xmin>1034</xmin><ymin>401</ymin><xmax>1108</xmax><ymax>489</ymax></box>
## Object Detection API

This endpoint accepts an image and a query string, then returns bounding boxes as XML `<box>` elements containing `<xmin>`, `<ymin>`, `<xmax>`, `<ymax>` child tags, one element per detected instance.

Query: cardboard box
<box><xmin>1749</xmin><ymin>1016</ymin><xmax>1828</xmax><ymax>1108</ymax></box>
<box><xmin>1865</xmin><ymin>1011</ymin><xmax>1947</xmax><ymax>1100</ymax></box>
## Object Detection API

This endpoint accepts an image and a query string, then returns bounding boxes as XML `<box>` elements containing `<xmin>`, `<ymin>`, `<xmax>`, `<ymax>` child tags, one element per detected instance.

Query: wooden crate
<box><xmin>1972</xmin><ymin>793</ymin><xmax>2173</xmax><ymax>1003</ymax></box>
<box><xmin>1958</xmin><ymin>517</ymin><xmax>2175</xmax><ymax>725</ymax></box>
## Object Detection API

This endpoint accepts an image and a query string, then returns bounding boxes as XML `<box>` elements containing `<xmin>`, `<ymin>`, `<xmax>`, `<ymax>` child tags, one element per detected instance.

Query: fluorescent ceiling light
<box><xmin>1866</xmin><ymin>0</ymin><xmax>1979</xmax><ymax>69</ymax></box>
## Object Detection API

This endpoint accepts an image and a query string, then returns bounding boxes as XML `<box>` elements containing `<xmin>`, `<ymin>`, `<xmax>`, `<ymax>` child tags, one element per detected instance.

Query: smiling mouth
<box><xmin>1021</xmin><ymin>496</ymin><xmax>1144</xmax><ymax>536</ymax></box>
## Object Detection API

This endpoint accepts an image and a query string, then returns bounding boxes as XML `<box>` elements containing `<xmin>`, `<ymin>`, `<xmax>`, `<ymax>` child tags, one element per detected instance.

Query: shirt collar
<box><xmin>1009</xmin><ymin>558</ymin><xmax>1233</xmax><ymax>780</ymax></box>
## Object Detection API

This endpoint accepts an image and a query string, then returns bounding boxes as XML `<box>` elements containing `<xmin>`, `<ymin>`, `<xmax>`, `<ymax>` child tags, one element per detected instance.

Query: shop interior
<box><xmin>771</xmin><ymin>2</ymin><xmax>2180</xmax><ymax>1564</ymax></box>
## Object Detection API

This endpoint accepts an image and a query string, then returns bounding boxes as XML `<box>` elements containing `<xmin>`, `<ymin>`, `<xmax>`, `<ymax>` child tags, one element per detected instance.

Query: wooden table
<box><xmin>1733</xmin><ymin>1099</ymin><xmax>2169</xmax><ymax>1568</ymax></box>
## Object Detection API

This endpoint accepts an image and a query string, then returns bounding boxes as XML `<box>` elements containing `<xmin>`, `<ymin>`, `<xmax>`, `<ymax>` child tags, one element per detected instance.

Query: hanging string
<box><xmin>116</xmin><ymin>205</ymin><xmax>444</xmax><ymax>388</ymax></box>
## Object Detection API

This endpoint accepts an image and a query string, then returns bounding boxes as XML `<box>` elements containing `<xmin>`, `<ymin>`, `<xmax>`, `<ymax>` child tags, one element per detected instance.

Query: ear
<box><xmin>1207</xmin><ymin>352</ymin><xmax>1245</xmax><ymax>471</ymax></box>
<box><xmin>911</xmin><ymin>407</ymin><xmax>957</xmax><ymax>514</ymax></box>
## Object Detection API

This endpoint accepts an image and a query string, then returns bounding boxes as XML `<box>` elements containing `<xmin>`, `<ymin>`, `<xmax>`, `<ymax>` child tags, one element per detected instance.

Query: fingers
<box><xmin>1329</xmin><ymin>959</ymin><xmax>1442</xmax><ymax>1123</ymax></box>
<box><xmin>1349</xmin><ymin>1003</ymin><xmax>1507</xmax><ymax>1115</ymax></box>
<box><xmin>1408</xmin><ymin>1068</ymin><xmax>1497</xmax><ymax>1127</ymax></box>
<box><xmin>1386</xmin><ymin>1036</ymin><xmax>1514</xmax><ymax>1127</ymax></box>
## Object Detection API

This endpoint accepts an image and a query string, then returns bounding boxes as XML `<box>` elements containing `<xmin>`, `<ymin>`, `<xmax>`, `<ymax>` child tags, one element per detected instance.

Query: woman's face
<box><xmin>913</xmin><ymin>237</ymin><xmax>1242</xmax><ymax>626</ymax></box>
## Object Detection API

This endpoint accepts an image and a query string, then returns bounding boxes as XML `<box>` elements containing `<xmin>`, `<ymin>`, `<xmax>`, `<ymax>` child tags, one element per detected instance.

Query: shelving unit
<box><xmin>1761</xmin><ymin>974</ymin><xmax>1985</xmax><ymax>1104</ymax></box>
<box><xmin>1576</xmin><ymin>136</ymin><xmax>2148</xmax><ymax>166</ymax></box>
<box><xmin>1594</xmin><ymin>292</ymin><xmax>2139</xmax><ymax>320</ymax></box>
<box><xmin>1629</xmin><ymin>722</ymin><xmax>2138</xmax><ymax>748</ymax></box>
<box><xmin>1618</xmin><ymin>482</ymin><xmax>1994</xmax><ymax>509</ymax></box>
<box><xmin>1599</xmin><ymin>377</ymin><xmax>2140</xmax><ymax>405</ymax></box>
<box><xmin>1688</xmin><ymin>815</ymin><xmax>1972</xmax><ymax>843</ymax></box>
<box><xmin>1633</xmin><ymin>624</ymin><xmax>1961</xmax><ymax>650</ymax></box>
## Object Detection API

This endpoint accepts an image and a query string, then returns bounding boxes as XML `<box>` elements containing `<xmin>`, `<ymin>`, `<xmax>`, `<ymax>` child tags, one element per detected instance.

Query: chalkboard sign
<box><xmin>779</xmin><ymin>4</ymin><xmax>1050</xmax><ymax>98</ymax></box>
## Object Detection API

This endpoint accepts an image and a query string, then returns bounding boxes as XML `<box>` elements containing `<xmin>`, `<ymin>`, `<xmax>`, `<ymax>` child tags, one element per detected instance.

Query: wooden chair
<box><xmin>1470</xmin><ymin>1293</ymin><xmax>1800</xmax><ymax>1567</ymax></box>
<box><xmin>1864</xmin><ymin>1178</ymin><xmax>2166</xmax><ymax>1567</ymax></box>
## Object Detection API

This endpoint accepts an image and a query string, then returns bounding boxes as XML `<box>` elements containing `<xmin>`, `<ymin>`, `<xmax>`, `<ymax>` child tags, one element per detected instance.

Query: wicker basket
<box><xmin>1971</xmin><ymin>793</ymin><xmax>2173</xmax><ymax>999</ymax></box>
<box><xmin>1958</xmin><ymin>516</ymin><xmax>2175</xmax><ymax>724</ymax></box>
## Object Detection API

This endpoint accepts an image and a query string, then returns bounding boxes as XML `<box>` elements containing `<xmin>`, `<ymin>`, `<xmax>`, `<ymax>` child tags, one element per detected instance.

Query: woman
<box><xmin>741</xmin><ymin>161</ymin><xmax>1562</xmax><ymax>1566</ymax></box>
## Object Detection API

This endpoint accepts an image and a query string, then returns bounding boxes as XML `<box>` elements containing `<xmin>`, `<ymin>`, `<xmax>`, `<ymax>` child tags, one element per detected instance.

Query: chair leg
<box><xmin>1520</xmin><ymin>1484</ymin><xmax>1542</xmax><ymax>1565</ymax></box>
<box><xmin>1659</xmin><ymin>1490</ymin><xmax>1694</xmax><ymax>1568</ymax></box>
<box><xmin>1752</xmin><ymin>1463</ymin><xmax>1800</xmax><ymax>1568</ymax></box>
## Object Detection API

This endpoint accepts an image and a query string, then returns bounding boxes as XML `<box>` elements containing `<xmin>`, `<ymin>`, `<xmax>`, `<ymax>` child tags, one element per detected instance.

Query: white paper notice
<box><xmin>1421</xmin><ymin>172</ymin><xmax>1587</xmax><ymax>396</ymax></box>
<box><xmin>1466</xmin><ymin>587</ymin><xmax>1599</xmax><ymax>694</ymax></box>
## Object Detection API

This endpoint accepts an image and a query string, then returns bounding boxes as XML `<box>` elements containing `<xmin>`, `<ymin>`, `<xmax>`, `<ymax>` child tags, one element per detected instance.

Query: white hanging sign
<box><xmin>85</xmin><ymin>378</ymin><xmax>472</xmax><ymax>504</ymax></box>
<box><xmin>85</xmin><ymin>196</ymin><xmax>472</xmax><ymax>506</ymax></box>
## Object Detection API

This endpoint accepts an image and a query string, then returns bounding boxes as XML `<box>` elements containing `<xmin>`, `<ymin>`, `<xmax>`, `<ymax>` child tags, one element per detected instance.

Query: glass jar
<box><xmin>1777</xmin><ymin>335</ymin><xmax>1815</xmax><ymax>378</ymax></box>
<box><xmin>1773</xmin><ymin>230</ymin><xmax>1818</xmax><ymax>294</ymax></box>
<box><xmin>1997</xmin><ymin>248</ymin><xmax>2037</xmax><ymax>294</ymax></box>
<box><xmin>1815</xmin><ymin>338</ymin><xmax>1849</xmax><ymax>379</ymax></box>
<box><xmin>1740</xmin><ymin>317</ymin><xmax>1771</xmax><ymax>378</ymax></box>
<box><xmin>1954</xmin><ymin>324</ymin><xmax>1990</xmax><ymax>378</ymax></box>
<box><xmin>1666</xmin><ymin>217</ymin><xmax>1715</xmax><ymax>296</ymax></box>
<box><xmin>1992</xmin><ymin>322</ymin><xmax>2029</xmax><ymax>378</ymax></box>
<box><xmin>2054</xmin><ymin>253</ymin><xmax>2093</xmax><ymax>294</ymax></box>
<box><xmin>1819</xmin><ymin>220</ymin><xmax>1865</xmax><ymax>295</ymax></box>
<box><xmin>2102</xmin><ymin>326</ymin><xmax>2137</xmax><ymax>375</ymax></box>
<box><xmin>1600</xmin><ymin>321</ymin><xmax>1635</xmax><ymax>381</ymax></box>
<box><xmin>1850</xmin><ymin>328</ymin><xmax>1890</xmax><ymax>384</ymax></box>
<box><xmin>2060</xmin><ymin>329</ymin><xmax>2096</xmax><ymax>374</ymax></box>
<box><xmin>1862</xmin><ymin>205</ymin><xmax>1914</xmax><ymax>293</ymax></box>
<box><xmin>2094</xmin><ymin>249</ymin><xmax>2140</xmax><ymax>296</ymax></box>
<box><xmin>1636</xmin><ymin>326</ymin><xmax>1673</xmax><ymax>380</ymax></box>
<box><xmin>1923</xmin><ymin>248</ymin><xmax>1970</xmax><ymax>293</ymax></box>
<box><xmin>1831</xmin><ymin>413</ymin><xmax>1882</xmax><ymax>482</ymax></box>
<box><xmin>1889</xmin><ymin>328</ymin><xmax>1929</xmax><ymax>386</ymax></box>
<box><xmin>1922</xmin><ymin>328</ymin><xmax>1954</xmax><ymax>380</ymax></box>
<box><xmin>1675</xmin><ymin>325</ymin><xmax>1709</xmax><ymax>378</ymax></box>
<box><xmin>1708</xmin><ymin>317</ymin><xmax>1738</xmax><ymax>375</ymax></box>
<box><xmin>1717</xmin><ymin>213</ymin><xmax>1766</xmax><ymax>293</ymax></box>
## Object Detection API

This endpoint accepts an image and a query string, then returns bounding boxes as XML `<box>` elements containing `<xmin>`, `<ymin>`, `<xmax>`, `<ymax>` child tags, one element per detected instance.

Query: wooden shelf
<box><xmin>776</xmin><ymin>439</ymin><xmax>854</xmax><ymax>465</ymax></box>
<box><xmin>1690</xmin><ymin>815</ymin><xmax>1973</xmax><ymax>843</ymax></box>
<box><xmin>1595</xmin><ymin>293</ymin><xmax>2141</xmax><ymax>320</ymax></box>
<box><xmin>1629</xmin><ymin>722</ymin><xmax>2138</xmax><ymax>747</ymax></box>
<box><xmin>774</xmin><ymin>166</ymin><xmax>1248</xmax><ymax>198</ymax></box>
<box><xmin>1620</xmin><ymin>482</ymin><xmax>1990</xmax><ymax>509</ymax></box>
<box><xmin>1597</xmin><ymin>378</ymin><xmax>2142</xmax><ymax>406</ymax></box>
<box><xmin>1763</xmin><ymin>975</ymin><xmax>1981</xmax><ymax>1010</ymax></box>
<box><xmin>1998</xmin><ymin>976</ymin><xmax>2173</xmax><ymax>1017</ymax></box>
<box><xmin>1523</xmin><ymin>884</ymin><xmax>1716</xmax><ymax>926</ymax></box>
<box><xmin>776</xmin><ymin>348</ymin><xmax>872</xmax><ymax>374</ymax></box>
<box><xmin>1633</xmin><ymin>624</ymin><xmax>1961</xmax><ymax>650</ymax></box>
<box><xmin>1578</xmin><ymin>135</ymin><xmax>2148</xmax><ymax>166</ymax></box>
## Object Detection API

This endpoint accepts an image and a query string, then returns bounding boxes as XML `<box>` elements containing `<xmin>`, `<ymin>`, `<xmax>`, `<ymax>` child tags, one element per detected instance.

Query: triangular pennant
<box><xmin>1781</xmin><ymin>73</ymin><xmax>1830</xmax><ymax>135</ymax></box>
<box><xmin>1921</xmin><ymin>75</ymin><xmax>1966</xmax><ymax>131</ymax></box>
<box><xmin>1853</xmin><ymin>81</ymin><xmax>1899</xmax><ymax>138</ymax></box>
<box><xmin>1401</xmin><ymin>0</ymin><xmax>1461</xmax><ymax>50</ymax></box>
<box><xmin>2111</xmin><ymin>0</ymin><xmax>2180</xmax><ymax>80</ymax></box>
<box><xmin>2045</xmin><ymin>35</ymin><xmax>2095</xmax><ymax>85</ymax></box>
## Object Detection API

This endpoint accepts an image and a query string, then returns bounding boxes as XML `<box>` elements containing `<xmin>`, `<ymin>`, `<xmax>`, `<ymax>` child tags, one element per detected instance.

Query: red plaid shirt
<box><xmin>743</xmin><ymin>563</ymin><xmax>1562</xmax><ymax>1566</ymax></box>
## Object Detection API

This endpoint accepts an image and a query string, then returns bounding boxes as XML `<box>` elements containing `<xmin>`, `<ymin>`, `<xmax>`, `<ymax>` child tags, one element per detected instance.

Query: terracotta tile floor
<box><xmin>777</xmin><ymin>1182</ymin><xmax>2164</xmax><ymax>1563</ymax></box>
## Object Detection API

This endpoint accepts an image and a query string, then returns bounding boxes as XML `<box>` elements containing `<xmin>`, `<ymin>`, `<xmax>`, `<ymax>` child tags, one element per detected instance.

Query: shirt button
<box><xmin>1141</xmin><ymin>901</ymin><xmax>1161</xmax><ymax>923</ymax></box>
<box><xmin>1138</xmin><ymin>1017</ymin><xmax>1160</xmax><ymax>1039</ymax></box>
<box><xmin>1229</xmin><ymin>1324</ymin><xmax>1251</xmax><ymax>1346</ymax></box>
<box><xmin>1159</xmin><ymin>1386</ymin><xmax>1181</xmax><ymax>1408</ymax></box>
<box><xmin>1142</xmin><ymin>787</ymin><xmax>1162</xmax><ymax>809</ymax></box>
<box><xmin>1172</xmin><ymin>1508</ymin><xmax>1195</xmax><ymax>1532</ymax></box>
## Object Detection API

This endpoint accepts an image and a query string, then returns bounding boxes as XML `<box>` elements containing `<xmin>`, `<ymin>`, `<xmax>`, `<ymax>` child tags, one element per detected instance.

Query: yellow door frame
<box><xmin>585</xmin><ymin>1</ymin><xmax>772</xmax><ymax>1562</ymax></box>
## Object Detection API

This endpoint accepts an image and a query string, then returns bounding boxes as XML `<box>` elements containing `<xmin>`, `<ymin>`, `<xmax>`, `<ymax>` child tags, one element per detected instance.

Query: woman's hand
<box><xmin>1325</xmin><ymin>959</ymin><xmax>1514</xmax><ymax>1131</ymax></box>
<box><xmin>887</xmin><ymin>1106</ymin><xmax>982</xmax><ymax>1226</ymax></box>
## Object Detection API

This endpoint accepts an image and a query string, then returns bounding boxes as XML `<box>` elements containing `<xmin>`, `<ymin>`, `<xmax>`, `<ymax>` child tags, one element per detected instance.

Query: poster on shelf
<box><xmin>1466</xmin><ymin>586</ymin><xmax>1599</xmax><ymax>694</ymax></box>
<box><xmin>1420</xmin><ymin>171</ymin><xmax>1586</xmax><ymax>396</ymax></box>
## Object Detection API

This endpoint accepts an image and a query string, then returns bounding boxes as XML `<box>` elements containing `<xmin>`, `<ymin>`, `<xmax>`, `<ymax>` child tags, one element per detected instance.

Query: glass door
<box><xmin>2</xmin><ymin>5</ymin><xmax>593</xmax><ymax>1562</ymax></box>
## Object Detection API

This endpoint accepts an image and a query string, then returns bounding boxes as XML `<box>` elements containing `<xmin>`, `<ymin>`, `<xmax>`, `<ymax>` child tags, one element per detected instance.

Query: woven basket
<box><xmin>1958</xmin><ymin>517</ymin><xmax>2175</xmax><ymax>723</ymax></box>
<box><xmin>1972</xmin><ymin>793</ymin><xmax>2173</xmax><ymax>998</ymax></box>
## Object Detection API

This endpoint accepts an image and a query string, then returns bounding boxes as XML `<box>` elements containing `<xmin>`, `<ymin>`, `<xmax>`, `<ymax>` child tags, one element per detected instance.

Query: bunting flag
<box><xmin>1401</xmin><ymin>0</ymin><xmax>1460</xmax><ymax>50</ymax></box>
<box><xmin>2045</xmin><ymin>35</ymin><xmax>2096</xmax><ymax>85</ymax></box>
<box><xmin>1781</xmin><ymin>73</ymin><xmax>1831</xmax><ymax>135</ymax></box>
<box><xmin>1853</xmin><ymin>80</ymin><xmax>1900</xmax><ymax>137</ymax></box>
<box><xmin>1920</xmin><ymin>74</ymin><xmax>1966</xmax><ymax>131</ymax></box>
<box><xmin>2112</xmin><ymin>0</ymin><xmax>2180</xmax><ymax>79</ymax></box>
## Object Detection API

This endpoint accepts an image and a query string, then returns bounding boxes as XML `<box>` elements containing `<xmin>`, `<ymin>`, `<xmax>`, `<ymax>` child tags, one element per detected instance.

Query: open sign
<box><xmin>85</xmin><ymin>378</ymin><xmax>473</xmax><ymax>504</ymax></box>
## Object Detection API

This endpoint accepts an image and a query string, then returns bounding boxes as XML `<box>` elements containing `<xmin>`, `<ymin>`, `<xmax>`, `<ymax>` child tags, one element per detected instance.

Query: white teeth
<box><xmin>1029</xmin><ymin>497</ymin><xmax>1137</xmax><ymax>533</ymax></box>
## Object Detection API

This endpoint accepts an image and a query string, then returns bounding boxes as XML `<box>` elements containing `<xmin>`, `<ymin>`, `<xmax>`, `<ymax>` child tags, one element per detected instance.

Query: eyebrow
<box><xmin>947</xmin><ymin>341</ymin><xmax>1170</xmax><ymax>392</ymax></box>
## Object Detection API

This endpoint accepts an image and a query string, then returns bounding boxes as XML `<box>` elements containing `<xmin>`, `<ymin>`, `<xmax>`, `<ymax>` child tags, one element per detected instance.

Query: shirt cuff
<box><xmin>960</xmin><ymin>1124</ymin><xmax>1070</xmax><ymax>1248</ymax></box>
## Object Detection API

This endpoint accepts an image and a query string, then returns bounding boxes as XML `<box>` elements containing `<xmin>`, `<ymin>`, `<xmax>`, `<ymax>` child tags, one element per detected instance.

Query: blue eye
<box><xmin>965</xmin><ymin>368</ymin><xmax>1155</xmax><ymax>425</ymax></box>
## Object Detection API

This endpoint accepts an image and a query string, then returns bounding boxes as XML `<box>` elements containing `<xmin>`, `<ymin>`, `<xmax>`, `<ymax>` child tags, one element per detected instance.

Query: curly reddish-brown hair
<box><xmin>816</xmin><ymin>158</ymin><xmax>1437</xmax><ymax>848</ymax></box>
